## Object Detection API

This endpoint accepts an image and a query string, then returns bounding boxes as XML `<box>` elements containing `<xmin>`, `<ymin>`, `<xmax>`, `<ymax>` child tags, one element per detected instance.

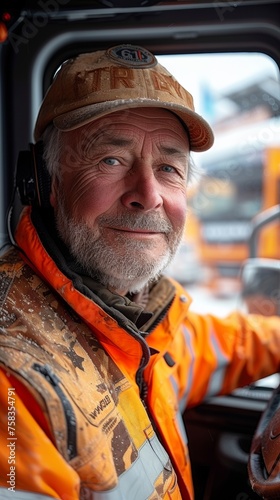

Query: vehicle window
<box><xmin>160</xmin><ymin>53</ymin><xmax>280</xmax><ymax>317</ymax></box>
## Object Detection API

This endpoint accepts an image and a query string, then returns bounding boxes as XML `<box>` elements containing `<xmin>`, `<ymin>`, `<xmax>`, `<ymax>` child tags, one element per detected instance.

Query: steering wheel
<box><xmin>248</xmin><ymin>383</ymin><xmax>280</xmax><ymax>499</ymax></box>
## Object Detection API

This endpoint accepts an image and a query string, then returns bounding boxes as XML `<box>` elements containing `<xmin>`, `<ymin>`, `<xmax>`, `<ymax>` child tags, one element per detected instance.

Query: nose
<box><xmin>121</xmin><ymin>166</ymin><xmax>163</xmax><ymax>211</ymax></box>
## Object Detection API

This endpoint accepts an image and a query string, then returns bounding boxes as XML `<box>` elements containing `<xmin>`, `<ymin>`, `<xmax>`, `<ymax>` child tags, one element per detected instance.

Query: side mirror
<box><xmin>241</xmin><ymin>205</ymin><xmax>280</xmax><ymax>316</ymax></box>
<box><xmin>241</xmin><ymin>258</ymin><xmax>280</xmax><ymax>316</ymax></box>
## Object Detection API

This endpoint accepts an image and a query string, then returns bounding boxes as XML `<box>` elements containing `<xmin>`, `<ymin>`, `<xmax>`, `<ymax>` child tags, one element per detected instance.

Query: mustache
<box><xmin>97</xmin><ymin>212</ymin><xmax>173</xmax><ymax>233</ymax></box>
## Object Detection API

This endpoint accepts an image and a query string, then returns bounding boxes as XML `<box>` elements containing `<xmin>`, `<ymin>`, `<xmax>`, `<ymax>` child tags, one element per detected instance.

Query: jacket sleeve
<box><xmin>0</xmin><ymin>368</ymin><xmax>80</xmax><ymax>499</ymax></box>
<box><xmin>178</xmin><ymin>310</ymin><xmax>280</xmax><ymax>408</ymax></box>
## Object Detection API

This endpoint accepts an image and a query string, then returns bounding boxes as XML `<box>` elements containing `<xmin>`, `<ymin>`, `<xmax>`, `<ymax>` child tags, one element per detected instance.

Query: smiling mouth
<box><xmin>109</xmin><ymin>227</ymin><xmax>162</xmax><ymax>235</ymax></box>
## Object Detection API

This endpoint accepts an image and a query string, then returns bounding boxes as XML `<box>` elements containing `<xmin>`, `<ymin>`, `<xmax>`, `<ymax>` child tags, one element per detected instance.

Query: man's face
<box><xmin>51</xmin><ymin>108</ymin><xmax>190</xmax><ymax>294</ymax></box>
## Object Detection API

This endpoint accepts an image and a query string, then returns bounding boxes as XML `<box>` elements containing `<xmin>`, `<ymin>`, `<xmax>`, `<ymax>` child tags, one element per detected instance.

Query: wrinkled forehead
<box><xmin>62</xmin><ymin>108</ymin><xmax>190</xmax><ymax>155</ymax></box>
<box><xmin>62</xmin><ymin>107</ymin><xmax>190</xmax><ymax>147</ymax></box>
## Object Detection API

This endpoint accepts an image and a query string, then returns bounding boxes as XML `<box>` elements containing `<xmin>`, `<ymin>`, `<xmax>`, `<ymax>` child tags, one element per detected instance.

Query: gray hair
<box><xmin>41</xmin><ymin>125</ymin><xmax>63</xmax><ymax>178</ymax></box>
<box><xmin>187</xmin><ymin>155</ymin><xmax>200</xmax><ymax>185</ymax></box>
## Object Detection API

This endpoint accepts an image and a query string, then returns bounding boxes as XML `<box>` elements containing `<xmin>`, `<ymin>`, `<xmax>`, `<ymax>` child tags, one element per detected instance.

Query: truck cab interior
<box><xmin>0</xmin><ymin>1</ymin><xmax>279</xmax><ymax>499</ymax></box>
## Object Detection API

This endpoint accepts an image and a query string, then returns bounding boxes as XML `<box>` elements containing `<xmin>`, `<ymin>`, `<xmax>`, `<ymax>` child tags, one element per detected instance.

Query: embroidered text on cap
<box><xmin>107</xmin><ymin>44</ymin><xmax>157</xmax><ymax>68</ymax></box>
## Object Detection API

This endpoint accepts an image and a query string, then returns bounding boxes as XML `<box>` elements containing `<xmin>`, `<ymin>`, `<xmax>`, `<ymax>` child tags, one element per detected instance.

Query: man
<box><xmin>0</xmin><ymin>44</ymin><xmax>279</xmax><ymax>500</ymax></box>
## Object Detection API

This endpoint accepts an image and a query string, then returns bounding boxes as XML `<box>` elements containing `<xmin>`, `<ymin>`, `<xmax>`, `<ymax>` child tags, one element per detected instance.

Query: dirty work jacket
<box><xmin>0</xmin><ymin>207</ymin><xmax>280</xmax><ymax>500</ymax></box>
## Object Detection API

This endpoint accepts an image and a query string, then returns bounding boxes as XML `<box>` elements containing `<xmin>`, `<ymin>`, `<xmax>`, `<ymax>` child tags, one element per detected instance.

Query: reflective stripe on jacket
<box><xmin>1</xmin><ymin>206</ymin><xmax>280</xmax><ymax>499</ymax></box>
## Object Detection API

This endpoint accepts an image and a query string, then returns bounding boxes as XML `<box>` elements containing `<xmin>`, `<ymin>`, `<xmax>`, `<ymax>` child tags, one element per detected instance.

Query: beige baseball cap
<box><xmin>34</xmin><ymin>44</ymin><xmax>214</xmax><ymax>152</ymax></box>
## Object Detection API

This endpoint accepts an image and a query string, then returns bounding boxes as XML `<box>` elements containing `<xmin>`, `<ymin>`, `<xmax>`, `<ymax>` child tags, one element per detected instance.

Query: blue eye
<box><xmin>103</xmin><ymin>158</ymin><xmax>117</xmax><ymax>165</ymax></box>
<box><xmin>161</xmin><ymin>165</ymin><xmax>175</xmax><ymax>173</ymax></box>
<box><xmin>103</xmin><ymin>158</ymin><xmax>119</xmax><ymax>166</ymax></box>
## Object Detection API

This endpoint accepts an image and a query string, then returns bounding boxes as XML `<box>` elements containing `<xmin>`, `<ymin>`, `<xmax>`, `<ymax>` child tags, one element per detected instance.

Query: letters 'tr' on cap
<box><xmin>34</xmin><ymin>44</ymin><xmax>214</xmax><ymax>152</ymax></box>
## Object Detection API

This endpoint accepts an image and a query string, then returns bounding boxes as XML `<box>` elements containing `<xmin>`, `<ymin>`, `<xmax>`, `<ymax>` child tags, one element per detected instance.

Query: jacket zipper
<box><xmin>32</xmin><ymin>363</ymin><xmax>77</xmax><ymax>461</ymax></box>
<box><xmin>137</xmin><ymin>355</ymin><xmax>161</xmax><ymax>438</ymax></box>
<box><xmin>136</xmin><ymin>296</ymin><xmax>175</xmax><ymax>444</ymax></box>
<box><xmin>138</xmin><ymin>295</ymin><xmax>175</xmax><ymax>401</ymax></box>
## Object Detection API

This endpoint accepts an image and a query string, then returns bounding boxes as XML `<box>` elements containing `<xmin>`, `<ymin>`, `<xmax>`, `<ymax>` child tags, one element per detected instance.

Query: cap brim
<box><xmin>53</xmin><ymin>98</ymin><xmax>214</xmax><ymax>152</ymax></box>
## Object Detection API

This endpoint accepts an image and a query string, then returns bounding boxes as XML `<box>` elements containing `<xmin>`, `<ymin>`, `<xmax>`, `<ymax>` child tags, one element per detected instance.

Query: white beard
<box><xmin>55</xmin><ymin>195</ymin><xmax>183</xmax><ymax>293</ymax></box>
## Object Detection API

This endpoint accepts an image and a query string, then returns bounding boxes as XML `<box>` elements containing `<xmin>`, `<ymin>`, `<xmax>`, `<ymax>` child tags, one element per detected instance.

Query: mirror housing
<box><xmin>241</xmin><ymin>205</ymin><xmax>280</xmax><ymax>316</ymax></box>
<box><xmin>241</xmin><ymin>258</ymin><xmax>280</xmax><ymax>316</ymax></box>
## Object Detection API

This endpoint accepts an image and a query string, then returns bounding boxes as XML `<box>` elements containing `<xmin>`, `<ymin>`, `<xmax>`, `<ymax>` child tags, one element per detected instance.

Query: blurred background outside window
<box><xmin>160</xmin><ymin>53</ymin><xmax>280</xmax><ymax>317</ymax></box>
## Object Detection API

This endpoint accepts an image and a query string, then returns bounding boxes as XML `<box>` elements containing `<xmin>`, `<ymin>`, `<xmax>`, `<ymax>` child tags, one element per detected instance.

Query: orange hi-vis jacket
<box><xmin>0</xmin><ymin>206</ymin><xmax>280</xmax><ymax>500</ymax></box>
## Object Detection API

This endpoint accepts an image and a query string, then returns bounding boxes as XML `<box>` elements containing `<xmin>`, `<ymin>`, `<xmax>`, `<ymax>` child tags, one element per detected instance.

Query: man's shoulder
<box><xmin>0</xmin><ymin>245</ymin><xmax>20</xmax><ymax>262</ymax></box>
<box><xmin>0</xmin><ymin>245</ymin><xmax>24</xmax><ymax>277</ymax></box>
<box><xmin>0</xmin><ymin>246</ymin><xmax>48</xmax><ymax>310</ymax></box>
